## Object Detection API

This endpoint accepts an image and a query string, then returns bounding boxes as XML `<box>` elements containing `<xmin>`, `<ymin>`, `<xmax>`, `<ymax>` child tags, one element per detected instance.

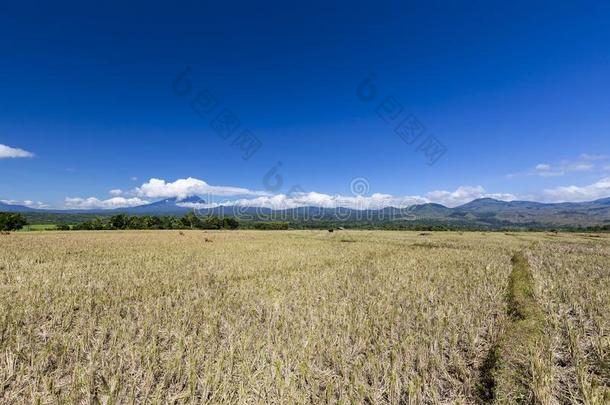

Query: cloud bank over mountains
<box><xmin>64</xmin><ymin>197</ymin><xmax>151</xmax><ymax>210</ymax></box>
<box><xmin>53</xmin><ymin>175</ymin><xmax>610</xmax><ymax>210</ymax></box>
<box><xmin>3</xmin><ymin>150</ymin><xmax>610</xmax><ymax>210</ymax></box>
<box><xmin>60</xmin><ymin>178</ymin><xmax>519</xmax><ymax>210</ymax></box>
<box><xmin>0</xmin><ymin>199</ymin><xmax>49</xmax><ymax>209</ymax></box>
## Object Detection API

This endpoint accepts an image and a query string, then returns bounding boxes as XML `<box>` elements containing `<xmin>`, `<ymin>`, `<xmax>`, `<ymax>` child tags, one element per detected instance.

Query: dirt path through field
<box><xmin>478</xmin><ymin>252</ymin><xmax>549</xmax><ymax>404</ymax></box>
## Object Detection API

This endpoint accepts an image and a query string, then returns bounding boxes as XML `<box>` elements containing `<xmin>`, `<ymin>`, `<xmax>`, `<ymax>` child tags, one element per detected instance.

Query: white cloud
<box><xmin>64</xmin><ymin>197</ymin><xmax>150</xmax><ymax>210</ymax></box>
<box><xmin>425</xmin><ymin>186</ymin><xmax>517</xmax><ymax>207</ymax></box>
<box><xmin>212</xmin><ymin>192</ymin><xmax>428</xmax><ymax>210</ymax></box>
<box><xmin>509</xmin><ymin>154</ymin><xmax>603</xmax><ymax>178</ymax></box>
<box><xmin>0</xmin><ymin>199</ymin><xmax>49</xmax><ymax>209</ymax></box>
<box><xmin>23</xmin><ymin>200</ymin><xmax>50</xmax><ymax>209</ymax></box>
<box><xmin>57</xmin><ymin>175</ymin><xmax>610</xmax><ymax>211</ymax></box>
<box><xmin>57</xmin><ymin>173</ymin><xmax>610</xmax><ymax>213</ymax></box>
<box><xmin>532</xmin><ymin>160</ymin><xmax>593</xmax><ymax>177</ymax></box>
<box><xmin>179</xmin><ymin>185</ymin><xmax>516</xmax><ymax>210</ymax></box>
<box><xmin>0</xmin><ymin>144</ymin><xmax>34</xmax><ymax>159</ymax></box>
<box><xmin>135</xmin><ymin>177</ymin><xmax>269</xmax><ymax>200</ymax></box>
<box><xmin>175</xmin><ymin>201</ymin><xmax>223</xmax><ymax>209</ymax></box>
<box><xmin>542</xmin><ymin>177</ymin><xmax>610</xmax><ymax>202</ymax></box>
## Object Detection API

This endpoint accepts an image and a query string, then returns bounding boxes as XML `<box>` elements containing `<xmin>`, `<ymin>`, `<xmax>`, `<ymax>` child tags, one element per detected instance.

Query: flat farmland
<box><xmin>0</xmin><ymin>231</ymin><xmax>608</xmax><ymax>403</ymax></box>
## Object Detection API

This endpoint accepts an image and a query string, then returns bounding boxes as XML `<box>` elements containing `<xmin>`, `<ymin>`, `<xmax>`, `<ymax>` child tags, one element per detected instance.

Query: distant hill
<box><xmin>118</xmin><ymin>196</ymin><xmax>207</xmax><ymax>215</ymax></box>
<box><xmin>0</xmin><ymin>201</ymin><xmax>37</xmax><ymax>212</ymax></box>
<box><xmin>3</xmin><ymin>196</ymin><xmax>610</xmax><ymax>229</ymax></box>
<box><xmin>451</xmin><ymin>198</ymin><xmax>610</xmax><ymax>226</ymax></box>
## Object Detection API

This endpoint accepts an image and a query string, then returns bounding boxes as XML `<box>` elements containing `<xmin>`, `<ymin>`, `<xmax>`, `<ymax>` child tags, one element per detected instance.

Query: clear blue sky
<box><xmin>1</xmin><ymin>1</ymin><xmax>610</xmax><ymax>209</ymax></box>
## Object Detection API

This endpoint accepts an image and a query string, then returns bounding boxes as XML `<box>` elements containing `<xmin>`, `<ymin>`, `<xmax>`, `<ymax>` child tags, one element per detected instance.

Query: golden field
<box><xmin>0</xmin><ymin>230</ymin><xmax>608</xmax><ymax>404</ymax></box>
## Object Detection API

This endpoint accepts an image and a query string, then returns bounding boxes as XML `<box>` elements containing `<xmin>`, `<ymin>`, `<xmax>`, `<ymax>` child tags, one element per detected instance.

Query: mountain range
<box><xmin>3</xmin><ymin>196</ymin><xmax>610</xmax><ymax>228</ymax></box>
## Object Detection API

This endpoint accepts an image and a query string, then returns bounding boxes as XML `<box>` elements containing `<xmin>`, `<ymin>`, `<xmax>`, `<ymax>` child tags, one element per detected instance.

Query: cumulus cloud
<box><xmin>201</xmin><ymin>192</ymin><xmax>427</xmax><ymax>210</ymax></box>
<box><xmin>23</xmin><ymin>200</ymin><xmax>50</xmax><ymax>209</ymax></box>
<box><xmin>132</xmin><ymin>176</ymin><xmax>519</xmax><ymax>209</ymax></box>
<box><xmin>0</xmin><ymin>144</ymin><xmax>34</xmax><ymax>159</ymax></box>
<box><xmin>1</xmin><ymin>199</ymin><xmax>49</xmax><ymax>208</ymax></box>
<box><xmin>58</xmin><ymin>175</ymin><xmax>610</xmax><ymax>210</ymax></box>
<box><xmin>58</xmin><ymin>171</ymin><xmax>610</xmax><ymax>212</ymax></box>
<box><xmin>542</xmin><ymin>177</ymin><xmax>610</xmax><ymax>202</ymax></box>
<box><xmin>7</xmin><ymin>200</ymin><xmax>48</xmax><ymax>209</ymax></box>
<box><xmin>178</xmin><ymin>186</ymin><xmax>516</xmax><ymax>210</ymax></box>
<box><xmin>64</xmin><ymin>197</ymin><xmax>150</xmax><ymax>210</ymax></box>
<box><xmin>135</xmin><ymin>177</ymin><xmax>269</xmax><ymax>199</ymax></box>
<box><xmin>425</xmin><ymin>186</ymin><xmax>517</xmax><ymax>207</ymax></box>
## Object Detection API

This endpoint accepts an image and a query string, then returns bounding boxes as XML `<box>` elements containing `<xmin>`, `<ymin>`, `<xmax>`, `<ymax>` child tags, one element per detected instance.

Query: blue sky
<box><xmin>1</xmin><ymin>1</ymin><xmax>610</xmax><ymax>209</ymax></box>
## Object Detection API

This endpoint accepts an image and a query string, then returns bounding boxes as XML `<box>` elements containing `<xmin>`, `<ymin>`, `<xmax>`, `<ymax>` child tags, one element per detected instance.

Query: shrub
<box><xmin>0</xmin><ymin>212</ymin><xmax>28</xmax><ymax>232</ymax></box>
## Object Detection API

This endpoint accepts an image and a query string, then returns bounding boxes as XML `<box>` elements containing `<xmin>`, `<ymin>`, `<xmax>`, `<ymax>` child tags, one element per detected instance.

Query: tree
<box><xmin>68</xmin><ymin>214</ymin><xmax>238</xmax><ymax>231</ymax></box>
<box><xmin>72</xmin><ymin>221</ymin><xmax>91</xmax><ymax>230</ymax></box>
<box><xmin>0</xmin><ymin>212</ymin><xmax>28</xmax><ymax>232</ymax></box>
<box><xmin>254</xmin><ymin>221</ymin><xmax>289</xmax><ymax>230</ymax></box>
<box><xmin>56</xmin><ymin>223</ymin><xmax>71</xmax><ymax>231</ymax></box>
<box><xmin>90</xmin><ymin>218</ymin><xmax>107</xmax><ymax>230</ymax></box>
<box><xmin>223</xmin><ymin>217</ymin><xmax>239</xmax><ymax>230</ymax></box>
<box><xmin>110</xmin><ymin>214</ymin><xmax>129</xmax><ymax>230</ymax></box>
<box><xmin>202</xmin><ymin>216</ymin><xmax>222</xmax><ymax>229</ymax></box>
<box><xmin>127</xmin><ymin>216</ymin><xmax>146</xmax><ymax>229</ymax></box>
<box><xmin>145</xmin><ymin>216</ymin><xmax>163</xmax><ymax>229</ymax></box>
<box><xmin>180</xmin><ymin>212</ymin><xmax>202</xmax><ymax>229</ymax></box>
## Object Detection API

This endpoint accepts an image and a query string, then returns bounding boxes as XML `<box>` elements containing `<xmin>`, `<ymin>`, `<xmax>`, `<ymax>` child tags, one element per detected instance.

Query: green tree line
<box><xmin>70</xmin><ymin>213</ymin><xmax>239</xmax><ymax>230</ymax></box>
<box><xmin>253</xmin><ymin>221</ymin><xmax>289</xmax><ymax>230</ymax></box>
